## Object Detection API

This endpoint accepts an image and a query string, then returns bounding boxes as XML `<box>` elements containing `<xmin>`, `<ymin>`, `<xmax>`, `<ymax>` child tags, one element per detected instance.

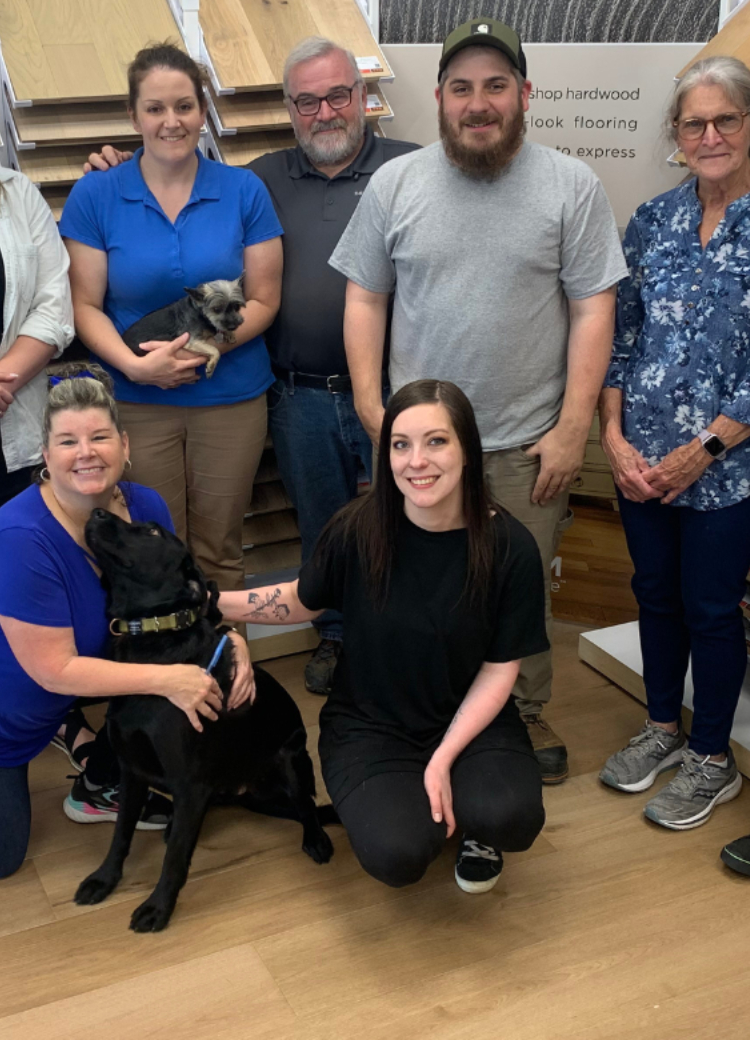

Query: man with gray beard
<box><xmin>249</xmin><ymin>39</ymin><xmax>417</xmax><ymax>695</ymax></box>
<box><xmin>330</xmin><ymin>18</ymin><xmax>628</xmax><ymax>785</ymax></box>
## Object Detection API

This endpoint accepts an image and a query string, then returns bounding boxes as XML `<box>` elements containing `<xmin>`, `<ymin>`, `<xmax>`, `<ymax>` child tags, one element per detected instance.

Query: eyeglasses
<box><xmin>675</xmin><ymin>111</ymin><xmax>749</xmax><ymax>140</ymax></box>
<box><xmin>288</xmin><ymin>85</ymin><xmax>358</xmax><ymax>117</ymax></box>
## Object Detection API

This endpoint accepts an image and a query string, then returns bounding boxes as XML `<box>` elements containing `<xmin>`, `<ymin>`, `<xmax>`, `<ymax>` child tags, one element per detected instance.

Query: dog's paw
<box><xmin>302</xmin><ymin>828</ymin><xmax>334</xmax><ymax>865</ymax></box>
<box><xmin>74</xmin><ymin>872</ymin><xmax>121</xmax><ymax>905</ymax></box>
<box><xmin>130</xmin><ymin>899</ymin><xmax>174</xmax><ymax>933</ymax></box>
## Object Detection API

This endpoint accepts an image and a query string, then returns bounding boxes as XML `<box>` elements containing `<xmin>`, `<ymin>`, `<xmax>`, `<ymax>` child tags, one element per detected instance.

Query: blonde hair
<box><xmin>42</xmin><ymin>362</ymin><xmax>123</xmax><ymax>448</ymax></box>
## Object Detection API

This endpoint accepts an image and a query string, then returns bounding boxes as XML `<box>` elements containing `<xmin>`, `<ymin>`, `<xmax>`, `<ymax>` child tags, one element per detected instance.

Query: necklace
<box><xmin>46</xmin><ymin>484</ymin><xmax>123</xmax><ymax>547</ymax></box>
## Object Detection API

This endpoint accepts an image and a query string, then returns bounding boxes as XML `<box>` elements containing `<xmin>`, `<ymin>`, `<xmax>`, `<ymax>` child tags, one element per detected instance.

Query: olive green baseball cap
<box><xmin>438</xmin><ymin>17</ymin><xmax>527</xmax><ymax>80</ymax></box>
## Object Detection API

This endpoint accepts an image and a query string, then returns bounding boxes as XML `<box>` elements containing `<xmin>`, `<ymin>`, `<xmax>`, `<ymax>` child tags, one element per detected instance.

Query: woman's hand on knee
<box><xmin>424</xmin><ymin>755</ymin><xmax>455</xmax><ymax>838</ymax></box>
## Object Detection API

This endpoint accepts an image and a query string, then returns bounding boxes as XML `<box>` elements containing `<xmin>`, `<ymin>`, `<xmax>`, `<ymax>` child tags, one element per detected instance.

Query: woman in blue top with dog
<box><xmin>61</xmin><ymin>43</ymin><xmax>283</xmax><ymax>593</ymax></box>
<box><xmin>0</xmin><ymin>365</ymin><xmax>253</xmax><ymax>879</ymax></box>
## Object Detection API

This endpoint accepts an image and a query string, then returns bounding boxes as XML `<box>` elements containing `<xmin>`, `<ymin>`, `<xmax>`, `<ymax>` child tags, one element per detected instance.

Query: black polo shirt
<box><xmin>248</xmin><ymin>126</ymin><xmax>418</xmax><ymax>377</ymax></box>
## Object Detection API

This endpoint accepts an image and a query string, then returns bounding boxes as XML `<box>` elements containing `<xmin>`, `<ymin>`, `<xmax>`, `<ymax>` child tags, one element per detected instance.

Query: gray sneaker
<box><xmin>599</xmin><ymin>721</ymin><xmax>686</xmax><ymax>793</ymax></box>
<box><xmin>644</xmin><ymin>747</ymin><xmax>742</xmax><ymax>831</ymax></box>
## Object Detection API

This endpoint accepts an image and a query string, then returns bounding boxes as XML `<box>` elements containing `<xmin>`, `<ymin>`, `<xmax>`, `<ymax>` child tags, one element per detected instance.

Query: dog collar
<box><xmin>109</xmin><ymin>608</ymin><xmax>200</xmax><ymax>637</ymax></box>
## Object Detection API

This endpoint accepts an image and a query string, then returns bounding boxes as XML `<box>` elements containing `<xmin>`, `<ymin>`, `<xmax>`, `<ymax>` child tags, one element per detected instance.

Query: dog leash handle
<box><xmin>205</xmin><ymin>633</ymin><xmax>229</xmax><ymax>676</ymax></box>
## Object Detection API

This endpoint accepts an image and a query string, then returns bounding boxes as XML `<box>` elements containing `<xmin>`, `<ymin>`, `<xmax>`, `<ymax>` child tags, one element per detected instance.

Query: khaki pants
<box><xmin>483</xmin><ymin>447</ymin><xmax>572</xmax><ymax>716</ymax></box>
<box><xmin>118</xmin><ymin>396</ymin><xmax>267</xmax><ymax>592</ymax></box>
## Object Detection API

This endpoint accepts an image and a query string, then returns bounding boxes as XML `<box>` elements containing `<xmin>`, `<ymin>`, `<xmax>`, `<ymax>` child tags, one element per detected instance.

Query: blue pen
<box><xmin>205</xmin><ymin>633</ymin><xmax>229</xmax><ymax>676</ymax></box>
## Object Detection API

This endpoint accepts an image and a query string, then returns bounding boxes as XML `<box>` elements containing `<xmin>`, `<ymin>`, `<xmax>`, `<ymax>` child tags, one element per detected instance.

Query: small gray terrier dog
<box><xmin>121</xmin><ymin>276</ymin><xmax>245</xmax><ymax>378</ymax></box>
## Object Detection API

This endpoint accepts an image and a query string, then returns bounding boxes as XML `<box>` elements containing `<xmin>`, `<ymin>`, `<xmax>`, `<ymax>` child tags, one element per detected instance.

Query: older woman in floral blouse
<box><xmin>598</xmin><ymin>56</ymin><xmax>750</xmax><ymax>834</ymax></box>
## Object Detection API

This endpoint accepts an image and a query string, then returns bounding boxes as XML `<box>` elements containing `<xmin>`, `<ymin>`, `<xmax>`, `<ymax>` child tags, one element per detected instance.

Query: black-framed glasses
<box><xmin>288</xmin><ymin>85</ymin><xmax>358</xmax><ymax>117</ymax></box>
<box><xmin>675</xmin><ymin>111</ymin><xmax>749</xmax><ymax>139</ymax></box>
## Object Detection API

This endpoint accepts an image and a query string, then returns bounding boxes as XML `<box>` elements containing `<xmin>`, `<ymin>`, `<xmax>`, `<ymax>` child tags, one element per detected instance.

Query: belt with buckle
<box><xmin>274</xmin><ymin>369</ymin><xmax>351</xmax><ymax>393</ymax></box>
<box><xmin>274</xmin><ymin>369</ymin><xmax>387</xmax><ymax>394</ymax></box>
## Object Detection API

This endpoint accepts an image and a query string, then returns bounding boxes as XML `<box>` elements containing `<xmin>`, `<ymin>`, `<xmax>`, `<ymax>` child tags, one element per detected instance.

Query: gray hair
<box><xmin>437</xmin><ymin>45</ymin><xmax>526</xmax><ymax>92</ymax></box>
<box><xmin>668</xmin><ymin>55</ymin><xmax>750</xmax><ymax>141</ymax></box>
<box><xmin>42</xmin><ymin>362</ymin><xmax>123</xmax><ymax>448</ymax></box>
<box><xmin>282</xmin><ymin>36</ymin><xmax>362</xmax><ymax>97</ymax></box>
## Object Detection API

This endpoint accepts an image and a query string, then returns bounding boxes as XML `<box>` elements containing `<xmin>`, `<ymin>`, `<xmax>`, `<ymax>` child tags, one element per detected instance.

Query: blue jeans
<box><xmin>268</xmin><ymin>377</ymin><xmax>380</xmax><ymax>641</ymax></box>
<box><xmin>0</xmin><ymin>763</ymin><xmax>30</xmax><ymax>878</ymax></box>
<box><xmin>618</xmin><ymin>493</ymin><xmax>750</xmax><ymax>755</ymax></box>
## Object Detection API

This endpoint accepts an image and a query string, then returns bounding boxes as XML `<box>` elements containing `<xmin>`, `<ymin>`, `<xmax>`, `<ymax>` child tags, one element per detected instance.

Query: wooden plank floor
<box><xmin>554</xmin><ymin>501</ymin><xmax>638</xmax><ymax>626</ymax></box>
<box><xmin>3</xmin><ymin>621</ymin><xmax>750</xmax><ymax>1039</ymax></box>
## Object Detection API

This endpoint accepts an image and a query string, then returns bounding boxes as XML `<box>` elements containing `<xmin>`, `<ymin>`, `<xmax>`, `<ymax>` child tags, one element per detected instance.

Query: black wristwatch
<box><xmin>697</xmin><ymin>429</ymin><xmax>728</xmax><ymax>461</ymax></box>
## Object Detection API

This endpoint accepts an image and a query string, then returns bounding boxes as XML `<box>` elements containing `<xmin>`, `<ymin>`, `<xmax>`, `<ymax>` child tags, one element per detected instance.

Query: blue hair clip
<box><xmin>49</xmin><ymin>370</ymin><xmax>97</xmax><ymax>386</ymax></box>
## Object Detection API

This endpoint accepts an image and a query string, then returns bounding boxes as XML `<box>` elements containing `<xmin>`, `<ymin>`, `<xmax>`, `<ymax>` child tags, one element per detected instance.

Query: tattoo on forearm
<box><xmin>243</xmin><ymin>588</ymin><xmax>290</xmax><ymax>621</ymax></box>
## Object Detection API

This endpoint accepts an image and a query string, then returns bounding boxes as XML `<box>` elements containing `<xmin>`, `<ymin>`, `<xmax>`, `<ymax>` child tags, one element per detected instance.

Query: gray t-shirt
<box><xmin>329</xmin><ymin>140</ymin><xmax>627</xmax><ymax>450</ymax></box>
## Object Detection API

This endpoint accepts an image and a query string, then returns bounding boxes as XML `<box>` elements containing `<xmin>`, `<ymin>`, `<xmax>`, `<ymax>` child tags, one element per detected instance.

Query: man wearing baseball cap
<box><xmin>331</xmin><ymin>17</ymin><xmax>627</xmax><ymax>789</ymax></box>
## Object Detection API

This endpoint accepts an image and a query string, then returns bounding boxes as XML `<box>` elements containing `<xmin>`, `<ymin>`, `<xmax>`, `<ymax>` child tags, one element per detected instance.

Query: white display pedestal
<box><xmin>579</xmin><ymin>622</ymin><xmax>750</xmax><ymax>778</ymax></box>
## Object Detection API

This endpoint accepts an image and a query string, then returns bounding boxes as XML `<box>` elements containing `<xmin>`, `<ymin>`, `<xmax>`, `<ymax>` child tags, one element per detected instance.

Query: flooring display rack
<box><xmin>0</xmin><ymin>0</ymin><xmax>391</xmax><ymax>660</ymax></box>
<box><xmin>0</xmin><ymin>1</ymin><xmax>393</xmax><ymax>212</ymax></box>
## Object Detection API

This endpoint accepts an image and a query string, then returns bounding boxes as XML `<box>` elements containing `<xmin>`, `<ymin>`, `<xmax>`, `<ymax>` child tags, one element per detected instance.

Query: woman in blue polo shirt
<box><xmin>61</xmin><ymin>44</ymin><xmax>283</xmax><ymax>592</ymax></box>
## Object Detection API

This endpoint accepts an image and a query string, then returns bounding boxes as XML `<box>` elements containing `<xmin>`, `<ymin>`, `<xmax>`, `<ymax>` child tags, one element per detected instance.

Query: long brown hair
<box><xmin>317</xmin><ymin>380</ymin><xmax>504</xmax><ymax>608</ymax></box>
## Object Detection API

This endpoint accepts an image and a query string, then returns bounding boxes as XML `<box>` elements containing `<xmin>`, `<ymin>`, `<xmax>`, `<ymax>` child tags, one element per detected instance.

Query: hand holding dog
<box><xmin>161</xmin><ymin>665</ymin><xmax>223</xmax><ymax>732</ymax></box>
<box><xmin>131</xmin><ymin>333</ymin><xmax>206</xmax><ymax>388</ymax></box>
<box><xmin>226</xmin><ymin>630</ymin><xmax>256</xmax><ymax>710</ymax></box>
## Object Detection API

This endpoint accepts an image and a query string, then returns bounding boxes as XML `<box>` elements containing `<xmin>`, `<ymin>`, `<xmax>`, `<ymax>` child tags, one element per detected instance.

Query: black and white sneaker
<box><xmin>455</xmin><ymin>837</ymin><xmax>503</xmax><ymax>893</ymax></box>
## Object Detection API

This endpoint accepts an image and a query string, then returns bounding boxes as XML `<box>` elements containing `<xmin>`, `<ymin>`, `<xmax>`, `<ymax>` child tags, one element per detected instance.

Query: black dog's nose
<box><xmin>91</xmin><ymin>509</ymin><xmax>109</xmax><ymax>520</ymax></box>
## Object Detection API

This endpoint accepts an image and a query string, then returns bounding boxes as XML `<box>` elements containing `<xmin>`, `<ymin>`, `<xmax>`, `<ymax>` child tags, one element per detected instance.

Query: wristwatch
<box><xmin>697</xmin><ymin>429</ymin><xmax>728</xmax><ymax>461</ymax></box>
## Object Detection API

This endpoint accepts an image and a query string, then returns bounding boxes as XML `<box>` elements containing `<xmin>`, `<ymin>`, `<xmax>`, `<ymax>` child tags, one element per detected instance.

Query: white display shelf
<box><xmin>579</xmin><ymin>621</ymin><xmax>750</xmax><ymax>778</ymax></box>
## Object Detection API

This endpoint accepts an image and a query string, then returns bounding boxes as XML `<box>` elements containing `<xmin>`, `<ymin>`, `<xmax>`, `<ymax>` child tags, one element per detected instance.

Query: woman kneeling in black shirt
<box><xmin>220</xmin><ymin>380</ymin><xmax>547</xmax><ymax>893</ymax></box>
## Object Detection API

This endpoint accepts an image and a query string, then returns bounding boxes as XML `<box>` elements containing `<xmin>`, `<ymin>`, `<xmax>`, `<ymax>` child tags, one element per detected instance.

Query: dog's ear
<box><xmin>236</xmin><ymin>273</ymin><xmax>245</xmax><ymax>294</ymax></box>
<box><xmin>186</xmin><ymin>579</ymin><xmax>205</xmax><ymax>606</ymax></box>
<box><xmin>205</xmin><ymin>579</ymin><xmax>223</xmax><ymax>625</ymax></box>
<box><xmin>185</xmin><ymin>286</ymin><xmax>206</xmax><ymax>306</ymax></box>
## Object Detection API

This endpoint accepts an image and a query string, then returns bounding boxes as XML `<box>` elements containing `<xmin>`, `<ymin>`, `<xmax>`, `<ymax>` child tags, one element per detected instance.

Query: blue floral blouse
<box><xmin>605</xmin><ymin>178</ymin><xmax>750</xmax><ymax>511</ymax></box>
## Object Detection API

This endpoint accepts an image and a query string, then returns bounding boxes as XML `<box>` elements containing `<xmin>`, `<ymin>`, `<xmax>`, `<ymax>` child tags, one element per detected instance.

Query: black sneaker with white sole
<box><xmin>455</xmin><ymin>837</ymin><xmax>503</xmax><ymax>893</ymax></box>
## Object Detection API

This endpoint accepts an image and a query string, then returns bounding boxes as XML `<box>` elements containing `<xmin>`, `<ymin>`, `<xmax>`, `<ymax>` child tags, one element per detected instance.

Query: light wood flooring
<box><xmin>555</xmin><ymin>501</ymin><xmax>638</xmax><ymax>627</ymax></box>
<box><xmin>3</xmin><ymin>612</ymin><xmax>750</xmax><ymax>1039</ymax></box>
<box><xmin>0</xmin><ymin>1</ymin><xmax>183</xmax><ymax>103</ymax></box>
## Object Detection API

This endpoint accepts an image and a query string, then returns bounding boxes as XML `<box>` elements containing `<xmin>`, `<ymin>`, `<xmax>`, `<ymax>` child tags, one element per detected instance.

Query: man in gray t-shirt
<box><xmin>329</xmin><ymin>17</ymin><xmax>628</xmax><ymax>785</ymax></box>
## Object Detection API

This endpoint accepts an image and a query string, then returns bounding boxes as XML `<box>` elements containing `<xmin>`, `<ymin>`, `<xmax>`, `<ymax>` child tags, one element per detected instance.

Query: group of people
<box><xmin>1</xmin><ymin>14</ymin><xmax>750</xmax><ymax>893</ymax></box>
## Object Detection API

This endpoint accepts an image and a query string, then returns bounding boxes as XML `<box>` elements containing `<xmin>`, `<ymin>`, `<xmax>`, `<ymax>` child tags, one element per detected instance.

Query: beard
<box><xmin>295</xmin><ymin>106</ymin><xmax>367</xmax><ymax>167</ymax></box>
<box><xmin>439</xmin><ymin>100</ymin><xmax>526</xmax><ymax>181</ymax></box>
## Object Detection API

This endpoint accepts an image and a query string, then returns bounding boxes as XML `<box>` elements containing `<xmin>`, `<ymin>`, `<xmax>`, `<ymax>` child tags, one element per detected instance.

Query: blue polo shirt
<box><xmin>60</xmin><ymin>149</ymin><xmax>283</xmax><ymax>407</ymax></box>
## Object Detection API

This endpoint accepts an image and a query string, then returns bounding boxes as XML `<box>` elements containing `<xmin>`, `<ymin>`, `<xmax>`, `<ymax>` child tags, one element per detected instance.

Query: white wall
<box><xmin>381</xmin><ymin>42</ymin><xmax>699</xmax><ymax>229</ymax></box>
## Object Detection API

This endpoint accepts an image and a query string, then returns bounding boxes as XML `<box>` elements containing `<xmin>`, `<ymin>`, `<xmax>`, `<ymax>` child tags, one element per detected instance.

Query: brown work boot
<box><xmin>522</xmin><ymin>714</ymin><xmax>568</xmax><ymax>784</ymax></box>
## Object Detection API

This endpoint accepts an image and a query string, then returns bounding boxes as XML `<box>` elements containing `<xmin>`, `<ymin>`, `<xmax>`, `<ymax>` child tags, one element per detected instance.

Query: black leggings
<box><xmin>335</xmin><ymin>749</ymin><xmax>545</xmax><ymax>888</ymax></box>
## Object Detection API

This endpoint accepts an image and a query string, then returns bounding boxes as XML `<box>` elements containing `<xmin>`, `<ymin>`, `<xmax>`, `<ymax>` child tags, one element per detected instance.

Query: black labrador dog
<box><xmin>75</xmin><ymin>509</ymin><xmax>333</xmax><ymax>932</ymax></box>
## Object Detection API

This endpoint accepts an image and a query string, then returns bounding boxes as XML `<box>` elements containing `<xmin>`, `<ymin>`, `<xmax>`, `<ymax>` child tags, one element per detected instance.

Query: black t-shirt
<box><xmin>298</xmin><ymin>510</ymin><xmax>548</xmax><ymax>800</ymax></box>
<box><xmin>248</xmin><ymin>127</ymin><xmax>418</xmax><ymax>375</ymax></box>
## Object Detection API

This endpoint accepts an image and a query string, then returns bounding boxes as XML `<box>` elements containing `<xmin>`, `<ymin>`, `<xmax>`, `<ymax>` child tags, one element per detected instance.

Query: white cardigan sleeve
<box><xmin>13</xmin><ymin>175</ymin><xmax>74</xmax><ymax>353</ymax></box>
